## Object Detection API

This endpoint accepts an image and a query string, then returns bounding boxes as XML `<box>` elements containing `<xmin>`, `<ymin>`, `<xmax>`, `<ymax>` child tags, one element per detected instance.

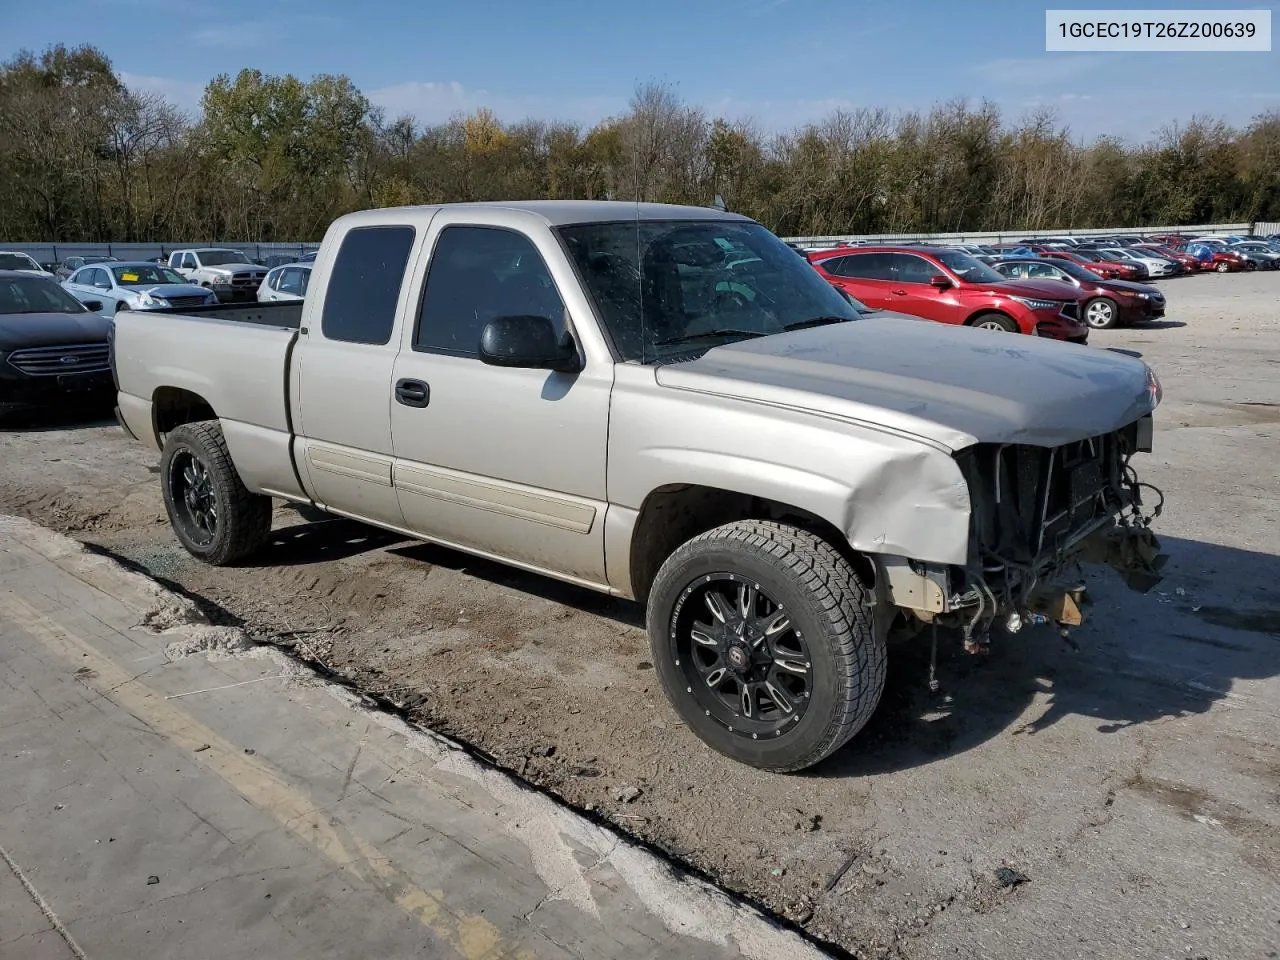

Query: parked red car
<box><xmin>1042</xmin><ymin>249</ymin><xmax>1124</xmax><ymax>280</ymax></box>
<box><xmin>1067</xmin><ymin>250</ymin><xmax>1148</xmax><ymax>281</ymax></box>
<box><xmin>1135</xmin><ymin>243</ymin><xmax>1202</xmax><ymax>272</ymax></box>
<box><xmin>990</xmin><ymin>257</ymin><xmax>1166</xmax><ymax>329</ymax></box>
<box><xmin>808</xmin><ymin>246</ymin><xmax>1089</xmax><ymax>342</ymax></box>
<box><xmin>1207</xmin><ymin>249</ymin><xmax>1249</xmax><ymax>272</ymax></box>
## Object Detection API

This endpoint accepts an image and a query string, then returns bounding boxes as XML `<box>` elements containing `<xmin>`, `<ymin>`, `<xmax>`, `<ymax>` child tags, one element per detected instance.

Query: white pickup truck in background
<box><xmin>167</xmin><ymin>247</ymin><xmax>268</xmax><ymax>302</ymax></box>
<box><xmin>110</xmin><ymin>201</ymin><xmax>1166</xmax><ymax>772</ymax></box>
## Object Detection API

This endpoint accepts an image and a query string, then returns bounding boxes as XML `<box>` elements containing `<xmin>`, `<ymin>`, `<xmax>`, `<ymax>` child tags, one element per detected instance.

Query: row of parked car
<box><xmin>0</xmin><ymin>247</ymin><xmax>320</xmax><ymax>318</ymax></box>
<box><xmin>801</xmin><ymin>243</ymin><xmax>1167</xmax><ymax>336</ymax></box>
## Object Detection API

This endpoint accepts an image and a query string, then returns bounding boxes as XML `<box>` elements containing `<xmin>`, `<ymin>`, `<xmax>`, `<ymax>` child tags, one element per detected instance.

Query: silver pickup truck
<box><xmin>112</xmin><ymin>201</ymin><xmax>1165</xmax><ymax>772</ymax></box>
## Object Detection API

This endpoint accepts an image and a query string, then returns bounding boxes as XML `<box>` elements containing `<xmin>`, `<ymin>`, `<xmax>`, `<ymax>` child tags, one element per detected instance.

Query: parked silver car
<box><xmin>257</xmin><ymin>262</ymin><xmax>312</xmax><ymax>302</ymax></box>
<box><xmin>56</xmin><ymin>255</ymin><xmax>118</xmax><ymax>280</ymax></box>
<box><xmin>63</xmin><ymin>261</ymin><xmax>217</xmax><ymax>319</ymax></box>
<box><xmin>0</xmin><ymin>252</ymin><xmax>57</xmax><ymax>279</ymax></box>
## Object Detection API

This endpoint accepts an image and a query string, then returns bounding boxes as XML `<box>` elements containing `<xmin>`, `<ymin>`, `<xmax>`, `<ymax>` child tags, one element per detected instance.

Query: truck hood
<box><xmin>655</xmin><ymin>318</ymin><xmax>1158</xmax><ymax>451</ymax></box>
<box><xmin>0</xmin><ymin>311</ymin><xmax>112</xmax><ymax>351</ymax></box>
<box><xmin>203</xmin><ymin>264</ymin><xmax>261</xmax><ymax>275</ymax></box>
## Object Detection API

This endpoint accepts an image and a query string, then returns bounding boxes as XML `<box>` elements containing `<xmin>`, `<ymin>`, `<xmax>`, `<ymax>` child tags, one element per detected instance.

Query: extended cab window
<box><xmin>321</xmin><ymin>225</ymin><xmax>415</xmax><ymax>345</ymax></box>
<box><xmin>415</xmin><ymin>226</ymin><xmax>564</xmax><ymax>358</ymax></box>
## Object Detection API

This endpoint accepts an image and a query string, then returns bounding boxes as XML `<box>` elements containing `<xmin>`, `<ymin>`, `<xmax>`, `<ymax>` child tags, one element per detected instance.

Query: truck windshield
<box><xmin>557</xmin><ymin>220</ymin><xmax>857</xmax><ymax>362</ymax></box>
<box><xmin>197</xmin><ymin>250</ymin><xmax>248</xmax><ymax>266</ymax></box>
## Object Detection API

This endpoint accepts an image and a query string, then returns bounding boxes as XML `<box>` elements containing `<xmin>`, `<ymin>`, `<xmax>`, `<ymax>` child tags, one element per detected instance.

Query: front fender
<box><xmin>632</xmin><ymin>445</ymin><xmax>972</xmax><ymax>565</ymax></box>
<box><xmin>607</xmin><ymin>369</ymin><xmax>974</xmax><ymax>568</ymax></box>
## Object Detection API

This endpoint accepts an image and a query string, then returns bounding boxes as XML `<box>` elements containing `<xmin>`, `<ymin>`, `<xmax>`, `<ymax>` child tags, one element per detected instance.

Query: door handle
<box><xmin>395</xmin><ymin>378</ymin><xmax>430</xmax><ymax>408</ymax></box>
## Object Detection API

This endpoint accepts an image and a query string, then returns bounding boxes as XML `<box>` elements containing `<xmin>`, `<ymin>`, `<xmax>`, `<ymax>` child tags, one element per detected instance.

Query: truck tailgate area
<box><xmin>112</xmin><ymin>308</ymin><xmax>305</xmax><ymax>500</ymax></box>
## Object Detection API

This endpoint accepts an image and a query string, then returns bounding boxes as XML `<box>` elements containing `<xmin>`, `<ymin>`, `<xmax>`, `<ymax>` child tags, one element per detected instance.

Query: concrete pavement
<box><xmin>0</xmin><ymin>515</ymin><xmax>829</xmax><ymax>960</ymax></box>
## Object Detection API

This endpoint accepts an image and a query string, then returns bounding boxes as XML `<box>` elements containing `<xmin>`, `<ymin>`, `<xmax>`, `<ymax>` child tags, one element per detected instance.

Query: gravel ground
<box><xmin>2</xmin><ymin>271</ymin><xmax>1278</xmax><ymax>959</ymax></box>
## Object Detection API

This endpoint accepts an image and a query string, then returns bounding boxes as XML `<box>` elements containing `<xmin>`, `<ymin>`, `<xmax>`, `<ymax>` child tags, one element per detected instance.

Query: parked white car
<box><xmin>0</xmin><ymin>251</ymin><xmax>57</xmax><ymax>279</ymax></box>
<box><xmin>63</xmin><ymin>261</ymin><xmax>218</xmax><ymax>318</ymax></box>
<box><xmin>1111</xmin><ymin>248</ymin><xmax>1178</xmax><ymax>277</ymax></box>
<box><xmin>257</xmin><ymin>262</ymin><xmax>312</xmax><ymax>302</ymax></box>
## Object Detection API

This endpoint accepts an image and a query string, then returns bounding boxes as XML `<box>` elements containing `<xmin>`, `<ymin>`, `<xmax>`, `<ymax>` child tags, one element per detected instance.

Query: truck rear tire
<box><xmin>160</xmin><ymin>419</ymin><xmax>272</xmax><ymax>565</ymax></box>
<box><xmin>646</xmin><ymin>520</ymin><xmax>885</xmax><ymax>772</ymax></box>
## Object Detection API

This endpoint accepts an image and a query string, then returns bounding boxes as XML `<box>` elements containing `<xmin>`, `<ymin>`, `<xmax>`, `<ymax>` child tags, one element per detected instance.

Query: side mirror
<box><xmin>479</xmin><ymin>315</ymin><xmax>581</xmax><ymax>373</ymax></box>
<box><xmin>929</xmin><ymin>274</ymin><xmax>953</xmax><ymax>289</ymax></box>
<box><xmin>84</xmin><ymin>300</ymin><xmax>103</xmax><ymax>312</ymax></box>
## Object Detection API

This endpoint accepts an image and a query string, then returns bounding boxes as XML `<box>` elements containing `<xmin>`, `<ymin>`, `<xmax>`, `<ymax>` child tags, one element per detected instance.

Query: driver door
<box><xmin>389</xmin><ymin>218</ymin><xmax>612</xmax><ymax>586</ymax></box>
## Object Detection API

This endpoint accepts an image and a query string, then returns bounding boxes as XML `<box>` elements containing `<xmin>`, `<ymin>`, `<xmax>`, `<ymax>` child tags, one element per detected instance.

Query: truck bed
<box><xmin>112</xmin><ymin>304</ymin><xmax>301</xmax><ymax>494</ymax></box>
<box><xmin>150</xmin><ymin>300</ymin><xmax>303</xmax><ymax>329</ymax></box>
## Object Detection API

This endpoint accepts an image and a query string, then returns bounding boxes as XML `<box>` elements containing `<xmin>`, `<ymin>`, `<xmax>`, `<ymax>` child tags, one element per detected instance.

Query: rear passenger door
<box><xmin>389</xmin><ymin>218</ymin><xmax>612</xmax><ymax>586</ymax></box>
<box><xmin>293</xmin><ymin>223</ymin><xmax>420</xmax><ymax>528</ymax></box>
<box><xmin>828</xmin><ymin>253</ymin><xmax>895</xmax><ymax>308</ymax></box>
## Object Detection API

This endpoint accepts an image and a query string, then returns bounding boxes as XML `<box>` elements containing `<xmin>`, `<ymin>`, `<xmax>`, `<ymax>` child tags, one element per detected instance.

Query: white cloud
<box><xmin>368</xmin><ymin>81</ymin><xmax>627</xmax><ymax>127</ymax></box>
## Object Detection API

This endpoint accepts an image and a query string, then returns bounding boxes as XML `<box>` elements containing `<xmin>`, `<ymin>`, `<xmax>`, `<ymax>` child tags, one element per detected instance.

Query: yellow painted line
<box><xmin>0</xmin><ymin>592</ymin><xmax>537</xmax><ymax>960</ymax></box>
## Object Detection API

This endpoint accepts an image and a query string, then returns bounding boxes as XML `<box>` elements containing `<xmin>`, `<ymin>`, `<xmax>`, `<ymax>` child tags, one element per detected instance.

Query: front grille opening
<box><xmin>956</xmin><ymin>425</ymin><xmax>1140</xmax><ymax>569</ymax></box>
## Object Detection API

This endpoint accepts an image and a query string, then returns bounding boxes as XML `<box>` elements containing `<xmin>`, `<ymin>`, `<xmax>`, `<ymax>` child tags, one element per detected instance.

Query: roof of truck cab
<box><xmin>336</xmin><ymin>200</ymin><xmax>755</xmax><ymax>228</ymax></box>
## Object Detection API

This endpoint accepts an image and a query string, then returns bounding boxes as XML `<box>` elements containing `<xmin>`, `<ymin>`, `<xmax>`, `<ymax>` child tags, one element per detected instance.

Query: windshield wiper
<box><xmin>782</xmin><ymin>315</ymin><xmax>852</xmax><ymax>332</ymax></box>
<box><xmin>655</xmin><ymin>329</ymin><xmax>767</xmax><ymax>346</ymax></box>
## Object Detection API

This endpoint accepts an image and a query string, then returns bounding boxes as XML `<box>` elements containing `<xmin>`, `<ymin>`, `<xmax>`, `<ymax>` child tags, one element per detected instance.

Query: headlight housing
<box><xmin>1144</xmin><ymin>365</ymin><xmax>1162</xmax><ymax>408</ymax></box>
<box><xmin>1008</xmin><ymin>295</ymin><xmax>1058</xmax><ymax>311</ymax></box>
<box><xmin>136</xmin><ymin>292</ymin><xmax>169</xmax><ymax>307</ymax></box>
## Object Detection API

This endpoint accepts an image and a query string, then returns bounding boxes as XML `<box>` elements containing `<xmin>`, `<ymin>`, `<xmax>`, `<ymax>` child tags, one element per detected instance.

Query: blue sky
<box><xmin>3</xmin><ymin>0</ymin><xmax>1278</xmax><ymax>141</ymax></box>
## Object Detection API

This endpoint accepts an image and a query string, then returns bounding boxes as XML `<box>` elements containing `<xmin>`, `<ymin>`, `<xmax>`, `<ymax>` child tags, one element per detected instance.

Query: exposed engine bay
<box><xmin>883</xmin><ymin>415</ymin><xmax>1167</xmax><ymax>669</ymax></box>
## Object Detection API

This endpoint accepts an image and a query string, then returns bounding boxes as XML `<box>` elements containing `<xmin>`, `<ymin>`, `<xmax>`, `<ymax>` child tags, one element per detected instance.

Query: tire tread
<box><xmin>162</xmin><ymin>419</ymin><xmax>271</xmax><ymax>565</ymax></box>
<box><xmin>651</xmin><ymin>520</ymin><xmax>885</xmax><ymax>772</ymax></box>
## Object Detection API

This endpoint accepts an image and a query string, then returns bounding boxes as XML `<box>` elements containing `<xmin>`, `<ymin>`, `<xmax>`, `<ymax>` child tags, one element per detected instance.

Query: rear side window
<box><xmin>278</xmin><ymin>267</ymin><xmax>304</xmax><ymax>296</ymax></box>
<box><xmin>321</xmin><ymin>225</ymin><xmax>415</xmax><ymax>345</ymax></box>
<box><xmin>415</xmin><ymin>225</ymin><xmax>564</xmax><ymax>358</ymax></box>
<box><xmin>891</xmin><ymin>254</ymin><xmax>936</xmax><ymax>283</ymax></box>
<box><xmin>840</xmin><ymin>253</ymin><xmax>894</xmax><ymax>280</ymax></box>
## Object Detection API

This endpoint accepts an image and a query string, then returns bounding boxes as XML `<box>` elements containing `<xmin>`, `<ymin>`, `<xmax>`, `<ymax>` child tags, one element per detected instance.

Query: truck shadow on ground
<box><xmin>256</xmin><ymin>515</ymin><xmax>410</xmax><ymax>566</ymax></box>
<box><xmin>0</xmin><ymin>403</ymin><xmax>116</xmax><ymax>432</ymax></box>
<box><xmin>811</xmin><ymin>534</ymin><xmax>1279</xmax><ymax>777</ymax></box>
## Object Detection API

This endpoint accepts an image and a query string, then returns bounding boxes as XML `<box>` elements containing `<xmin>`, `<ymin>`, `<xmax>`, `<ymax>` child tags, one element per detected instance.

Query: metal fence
<box><xmin>0</xmin><ymin>220</ymin><xmax>1272</xmax><ymax>262</ymax></box>
<box><xmin>0</xmin><ymin>241</ymin><xmax>320</xmax><ymax>265</ymax></box>
<box><xmin>780</xmin><ymin>222</ymin><xmax>1255</xmax><ymax>249</ymax></box>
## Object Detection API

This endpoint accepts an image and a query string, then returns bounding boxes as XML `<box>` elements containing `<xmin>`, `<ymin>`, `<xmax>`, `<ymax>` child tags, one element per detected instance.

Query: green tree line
<box><xmin>3</xmin><ymin>44</ymin><xmax>1279</xmax><ymax>243</ymax></box>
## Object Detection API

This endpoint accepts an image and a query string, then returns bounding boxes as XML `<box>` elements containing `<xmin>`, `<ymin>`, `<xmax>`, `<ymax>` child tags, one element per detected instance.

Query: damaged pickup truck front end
<box><xmin>885</xmin><ymin>411</ymin><xmax>1166</xmax><ymax>674</ymax></box>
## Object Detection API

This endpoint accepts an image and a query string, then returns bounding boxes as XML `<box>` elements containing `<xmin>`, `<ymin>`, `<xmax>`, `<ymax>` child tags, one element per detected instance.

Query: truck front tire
<box><xmin>646</xmin><ymin>520</ymin><xmax>886</xmax><ymax>772</ymax></box>
<box><xmin>160</xmin><ymin>420</ymin><xmax>272</xmax><ymax>565</ymax></box>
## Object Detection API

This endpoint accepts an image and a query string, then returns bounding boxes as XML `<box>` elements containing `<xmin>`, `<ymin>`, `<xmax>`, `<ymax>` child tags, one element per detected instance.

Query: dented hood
<box><xmin>655</xmin><ymin>319</ymin><xmax>1158</xmax><ymax>451</ymax></box>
